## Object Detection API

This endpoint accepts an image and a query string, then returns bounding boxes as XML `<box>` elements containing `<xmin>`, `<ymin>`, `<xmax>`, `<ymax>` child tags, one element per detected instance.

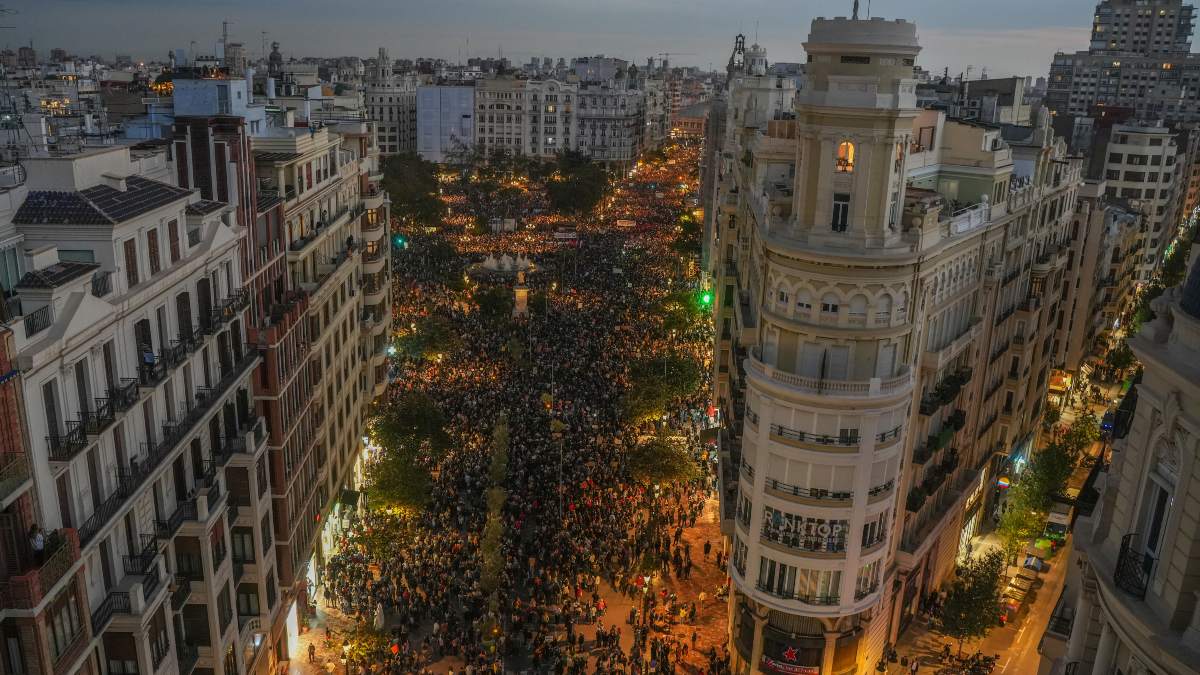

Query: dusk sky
<box><xmin>20</xmin><ymin>0</ymin><xmax>1112</xmax><ymax>78</ymax></box>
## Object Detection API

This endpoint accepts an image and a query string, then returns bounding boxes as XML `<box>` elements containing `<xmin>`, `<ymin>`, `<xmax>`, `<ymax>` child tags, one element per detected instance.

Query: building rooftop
<box><xmin>185</xmin><ymin>199</ymin><xmax>226</xmax><ymax>216</ymax></box>
<box><xmin>253</xmin><ymin>150</ymin><xmax>303</xmax><ymax>163</ymax></box>
<box><xmin>14</xmin><ymin>176</ymin><xmax>191</xmax><ymax>226</ymax></box>
<box><xmin>15</xmin><ymin>260</ymin><xmax>99</xmax><ymax>289</ymax></box>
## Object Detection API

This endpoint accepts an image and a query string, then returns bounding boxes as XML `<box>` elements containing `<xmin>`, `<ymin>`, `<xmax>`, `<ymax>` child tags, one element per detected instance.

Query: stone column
<box><xmin>1091</xmin><ymin>620</ymin><xmax>1117</xmax><ymax>675</ymax></box>
<box><xmin>1066</xmin><ymin>589</ymin><xmax>1093</xmax><ymax>665</ymax></box>
<box><xmin>822</xmin><ymin>631</ymin><xmax>838</xmax><ymax>675</ymax></box>
<box><xmin>749</xmin><ymin>610</ymin><xmax>768</xmax><ymax>673</ymax></box>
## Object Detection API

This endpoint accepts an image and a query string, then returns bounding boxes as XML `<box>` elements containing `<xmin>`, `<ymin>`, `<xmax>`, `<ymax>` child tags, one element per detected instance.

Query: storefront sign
<box><xmin>761</xmin><ymin>655</ymin><xmax>819</xmax><ymax>674</ymax></box>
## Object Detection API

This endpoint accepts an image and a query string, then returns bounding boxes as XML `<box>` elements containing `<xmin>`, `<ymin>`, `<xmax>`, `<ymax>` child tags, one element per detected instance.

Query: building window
<box><xmin>48</xmin><ymin>593</ymin><xmax>81</xmax><ymax>659</ymax></box>
<box><xmin>123</xmin><ymin>238</ymin><xmax>139</xmax><ymax>288</ymax></box>
<box><xmin>836</xmin><ymin>141</ymin><xmax>855</xmax><ymax>173</ymax></box>
<box><xmin>832</xmin><ymin>193</ymin><xmax>850</xmax><ymax>232</ymax></box>
<box><xmin>147</xmin><ymin>228</ymin><xmax>161</xmax><ymax>276</ymax></box>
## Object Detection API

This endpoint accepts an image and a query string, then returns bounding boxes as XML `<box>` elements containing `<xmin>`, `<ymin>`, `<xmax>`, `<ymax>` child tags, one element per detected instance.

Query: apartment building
<box><xmin>1053</xmin><ymin>242</ymin><xmax>1200</xmax><ymax>675</ymax></box>
<box><xmin>1097</xmin><ymin>125</ymin><xmax>1185</xmax><ymax>280</ymax></box>
<box><xmin>0</xmin><ymin>143</ymin><xmax>262</xmax><ymax>675</ymax></box>
<box><xmin>0</xmin><ymin>304</ymin><xmax>92</xmax><ymax>675</ymax></box>
<box><xmin>249</xmin><ymin>118</ymin><xmax>389</xmax><ymax>647</ymax></box>
<box><xmin>473</xmin><ymin>77</ymin><xmax>574</xmax><ymax>160</ymax></box>
<box><xmin>710</xmin><ymin>16</ymin><xmax>1082</xmax><ymax>673</ymax></box>
<box><xmin>1046</xmin><ymin>0</ymin><xmax>1200</xmax><ymax>123</ymax></box>
<box><xmin>415</xmin><ymin>85</ymin><xmax>476</xmax><ymax>163</ymax></box>
<box><xmin>574</xmin><ymin>77</ymin><xmax>645</xmax><ymax>169</ymax></box>
<box><xmin>364</xmin><ymin>48</ymin><xmax>418</xmax><ymax>156</ymax></box>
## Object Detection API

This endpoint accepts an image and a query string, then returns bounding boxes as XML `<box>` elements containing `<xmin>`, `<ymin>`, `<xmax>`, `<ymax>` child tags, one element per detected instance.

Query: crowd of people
<box><xmin>311</xmin><ymin>144</ymin><xmax>732</xmax><ymax>674</ymax></box>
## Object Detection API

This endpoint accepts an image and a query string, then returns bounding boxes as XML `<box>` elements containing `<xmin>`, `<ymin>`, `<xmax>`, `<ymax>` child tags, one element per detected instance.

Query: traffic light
<box><xmin>700</xmin><ymin>291</ymin><xmax>713</xmax><ymax>306</ymax></box>
<box><xmin>393</xmin><ymin>234</ymin><xmax>407</xmax><ymax>248</ymax></box>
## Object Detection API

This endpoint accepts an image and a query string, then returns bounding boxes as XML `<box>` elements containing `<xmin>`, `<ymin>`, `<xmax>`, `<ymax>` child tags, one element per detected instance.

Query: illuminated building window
<box><xmin>836</xmin><ymin>141</ymin><xmax>855</xmax><ymax>173</ymax></box>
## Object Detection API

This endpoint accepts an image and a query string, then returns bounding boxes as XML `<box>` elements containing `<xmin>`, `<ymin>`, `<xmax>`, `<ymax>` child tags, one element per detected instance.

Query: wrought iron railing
<box><xmin>770</xmin><ymin>424</ymin><xmax>859</xmax><ymax>447</ymax></box>
<box><xmin>1114</xmin><ymin>533</ymin><xmax>1154</xmax><ymax>599</ymax></box>
<box><xmin>46</xmin><ymin>421</ymin><xmax>88</xmax><ymax>462</ymax></box>
<box><xmin>90</xmin><ymin>591</ymin><xmax>131</xmax><ymax>635</ymax></box>
<box><xmin>23</xmin><ymin>305</ymin><xmax>52</xmax><ymax>338</ymax></box>
<box><xmin>91</xmin><ymin>271</ymin><xmax>112</xmax><ymax>298</ymax></box>
<box><xmin>762</xmin><ymin>525</ymin><xmax>847</xmax><ymax>554</ymax></box>
<box><xmin>763</xmin><ymin>478</ymin><xmax>852</xmax><ymax>502</ymax></box>
<box><xmin>755</xmin><ymin>582</ymin><xmax>839</xmax><ymax>605</ymax></box>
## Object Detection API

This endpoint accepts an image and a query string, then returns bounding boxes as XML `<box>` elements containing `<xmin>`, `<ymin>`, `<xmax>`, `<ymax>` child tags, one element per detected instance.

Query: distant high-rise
<box><xmin>1047</xmin><ymin>0</ymin><xmax>1200</xmax><ymax>122</ymax></box>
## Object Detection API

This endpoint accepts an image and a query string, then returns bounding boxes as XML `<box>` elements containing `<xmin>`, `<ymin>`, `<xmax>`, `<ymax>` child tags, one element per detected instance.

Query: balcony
<box><xmin>110</xmin><ymin>379</ymin><xmax>141</xmax><ymax>413</ymax></box>
<box><xmin>763</xmin><ymin>477</ymin><xmax>853</xmax><ymax>503</ymax></box>
<box><xmin>918</xmin><ymin>367</ymin><xmax>972</xmax><ymax>416</ymax></box>
<box><xmin>0</xmin><ymin>529</ymin><xmax>80</xmax><ymax>609</ymax></box>
<box><xmin>78</xmin><ymin>349</ymin><xmax>258</xmax><ymax>546</ymax></box>
<box><xmin>155</xmin><ymin>499</ymin><xmax>193</xmax><ymax>542</ymax></box>
<box><xmin>769</xmin><ymin>424</ymin><xmax>859</xmax><ymax>450</ymax></box>
<box><xmin>46</xmin><ymin>421</ymin><xmax>88</xmax><ymax>463</ymax></box>
<box><xmin>0</xmin><ymin>452</ymin><xmax>31</xmax><ymax>504</ymax></box>
<box><xmin>23</xmin><ymin>305</ymin><xmax>53</xmax><ymax>338</ymax></box>
<box><xmin>921</xmin><ymin>317</ymin><xmax>981</xmax><ymax>371</ymax></box>
<box><xmin>287</xmin><ymin>207</ymin><xmax>353</xmax><ymax>258</ymax></box>
<box><xmin>177</xmin><ymin>642</ymin><xmax>199</xmax><ymax>675</ymax></box>
<box><xmin>1114</xmin><ymin>533</ymin><xmax>1154</xmax><ymax>599</ymax></box>
<box><xmin>91</xmin><ymin>271</ymin><xmax>112</xmax><ymax>298</ymax></box>
<box><xmin>754</xmin><ymin>582</ymin><xmax>839</xmax><ymax>606</ymax></box>
<box><xmin>89</xmin><ymin>590</ymin><xmax>130</xmax><ymax>635</ymax></box>
<box><xmin>747</xmin><ymin>348</ymin><xmax>913</xmax><ymax>399</ymax></box>
<box><xmin>762</xmin><ymin>523</ymin><xmax>847</xmax><ymax>556</ymax></box>
<box><xmin>170</xmin><ymin>574</ymin><xmax>192</xmax><ymax>610</ymax></box>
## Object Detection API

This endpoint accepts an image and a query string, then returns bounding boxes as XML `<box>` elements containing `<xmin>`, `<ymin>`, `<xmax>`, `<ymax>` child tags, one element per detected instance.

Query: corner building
<box><xmin>712</xmin><ymin>16</ymin><xmax>1082</xmax><ymax>674</ymax></box>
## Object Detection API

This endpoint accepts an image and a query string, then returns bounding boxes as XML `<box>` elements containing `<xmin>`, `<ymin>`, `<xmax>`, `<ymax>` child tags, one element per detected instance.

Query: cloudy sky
<box><xmin>19</xmin><ymin>0</ymin><xmax>1107</xmax><ymax>78</ymax></box>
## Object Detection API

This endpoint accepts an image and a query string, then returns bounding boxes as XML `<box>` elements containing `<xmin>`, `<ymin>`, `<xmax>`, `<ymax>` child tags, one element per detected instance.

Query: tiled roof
<box><xmin>15</xmin><ymin>260</ymin><xmax>100</xmax><ymax>289</ymax></box>
<box><xmin>14</xmin><ymin>176</ymin><xmax>192</xmax><ymax>226</ymax></box>
<box><xmin>185</xmin><ymin>199</ymin><xmax>227</xmax><ymax>216</ymax></box>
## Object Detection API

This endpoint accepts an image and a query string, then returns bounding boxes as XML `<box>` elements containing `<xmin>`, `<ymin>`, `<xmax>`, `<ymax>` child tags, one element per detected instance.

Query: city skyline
<box><xmin>23</xmin><ymin>0</ymin><xmax>1099</xmax><ymax>78</ymax></box>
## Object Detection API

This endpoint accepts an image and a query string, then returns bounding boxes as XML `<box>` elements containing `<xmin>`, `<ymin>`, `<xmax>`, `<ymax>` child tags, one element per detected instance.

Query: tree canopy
<box><xmin>621</xmin><ymin>354</ymin><xmax>703</xmax><ymax>422</ymax></box>
<box><xmin>396</xmin><ymin>315</ymin><xmax>462</xmax><ymax>362</ymax></box>
<box><xmin>546</xmin><ymin>151</ymin><xmax>608</xmax><ymax>216</ymax></box>
<box><xmin>934</xmin><ymin>549</ymin><xmax>1005</xmax><ymax>655</ymax></box>
<box><xmin>627</xmin><ymin>432</ymin><xmax>701</xmax><ymax>485</ymax></box>
<box><xmin>382</xmin><ymin>153</ymin><xmax>443</xmax><ymax>225</ymax></box>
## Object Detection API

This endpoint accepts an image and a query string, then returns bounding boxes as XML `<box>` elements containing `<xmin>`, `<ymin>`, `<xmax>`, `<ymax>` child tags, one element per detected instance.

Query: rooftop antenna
<box><xmin>260</xmin><ymin>31</ymin><xmax>267</xmax><ymax>61</ymax></box>
<box><xmin>852</xmin><ymin>0</ymin><xmax>860</xmax><ymax>20</ymax></box>
<box><xmin>754</xmin><ymin>20</ymin><xmax>759</xmax><ymax>43</ymax></box>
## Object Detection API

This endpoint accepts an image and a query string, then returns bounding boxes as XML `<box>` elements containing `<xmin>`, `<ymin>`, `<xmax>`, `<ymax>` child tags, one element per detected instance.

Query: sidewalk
<box><xmin>889</xmin><ymin>539</ymin><xmax>1073</xmax><ymax>675</ymax></box>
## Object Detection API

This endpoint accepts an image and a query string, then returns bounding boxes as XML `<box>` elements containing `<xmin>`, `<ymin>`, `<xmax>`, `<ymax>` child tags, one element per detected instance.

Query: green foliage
<box><xmin>1105</xmin><ymin>342</ymin><xmax>1136</xmax><ymax>375</ymax></box>
<box><xmin>381</xmin><ymin>153</ymin><xmax>443</xmax><ymax>225</ymax></box>
<box><xmin>396</xmin><ymin>315</ymin><xmax>461</xmax><ymax>362</ymax></box>
<box><xmin>376</xmin><ymin>391</ymin><xmax>450</xmax><ymax>452</ymax></box>
<box><xmin>546</xmin><ymin>151</ymin><xmax>608</xmax><ymax>215</ymax></box>
<box><xmin>475</xmin><ymin>285</ymin><xmax>514</xmax><ymax>325</ymax></box>
<box><xmin>999</xmin><ymin>414</ymin><xmax>1097</xmax><ymax>558</ymax></box>
<box><xmin>620</xmin><ymin>354</ymin><xmax>703</xmax><ymax>422</ymax></box>
<box><xmin>1042</xmin><ymin>404</ymin><xmax>1062</xmax><ymax>432</ymax></box>
<box><xmin>627</xmin><ymin>432</ymin><xmax>701</xmax><ymax>485</ymax></box>
<box><xmin>364</xmin><ymin>444</ymin><xmax>431</xmax><ymax>511</ymax></box>
<box><xmin>365</xmin><ymin>392</ymin><xmax>450</xmax><ymax>510</ymax></box>
<box><xmin>657</xmin><ymin>290</ymin><xmax>705</xmax><ymax>334</ymax></box>
<box><xmin>934</xmin><ymin>549</ymin><xmax>1005</xmax><ymax>655</ymax></box>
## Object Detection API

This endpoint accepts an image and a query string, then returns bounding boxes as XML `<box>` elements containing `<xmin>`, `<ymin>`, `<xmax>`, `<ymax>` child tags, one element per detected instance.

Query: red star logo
<box><xmin>782</xmin><ymin>646</ymin><xmax>798</xmax><ymax>662</ymax></box>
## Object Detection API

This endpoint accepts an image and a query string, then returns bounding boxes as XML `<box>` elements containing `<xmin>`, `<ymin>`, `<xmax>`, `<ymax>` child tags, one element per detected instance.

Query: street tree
<box><xmin>475</xmin><ymin>285</ymin><xmax>514</xmax><ymax>325</ymax></box>
<box><xmin>627</xmin><ymin>432</ymin><xmax>700</xmax><ymax>485</ymax></box>
<box><xmin>934</xmin><ymin>549</ymin><xmax>1006</xmax><ymax>656</ymax></box>
<box><xmin>621</xmin><ymin>354</ymin><xmax>703</xmax><ymax>422</ymax></box>
<box><xmin>381</xmin><ymin>153</ymin><xmax>443</xmax><ymax>225</ymax></box>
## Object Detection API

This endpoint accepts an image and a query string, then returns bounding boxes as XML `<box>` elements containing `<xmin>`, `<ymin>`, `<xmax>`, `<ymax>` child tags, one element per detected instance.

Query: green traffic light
<box><xmin>700</xmin><ymin>292</ymin><xmax>713</xmax><ymax>305</ymax></box>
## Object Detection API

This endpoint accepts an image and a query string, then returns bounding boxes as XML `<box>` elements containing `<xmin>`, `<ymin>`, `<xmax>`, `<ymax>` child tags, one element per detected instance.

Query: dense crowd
<box><xmin>314</xmin><ymin>145</ymin><xmax>731</xmax><ymax>674</ymax></box>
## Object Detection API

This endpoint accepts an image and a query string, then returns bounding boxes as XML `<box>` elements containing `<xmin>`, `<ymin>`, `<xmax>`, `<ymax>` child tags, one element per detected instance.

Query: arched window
<box><xmin>877</xmin><ymin>294</ymin><xmax>893</xmax><ymax>323</ymax></box>
<box><xmin>836</xmin><ymin>141</ymin><xmax>855</xmax><ymax>173</ymax></box>
<box><xmin>796</xmin><ymin>290</ymin><xmax>813</xmax><ymax>313</ymax></box>
<box><xmin>821</xmin><ymin>293</ymin><xmax>840</xmax><ymax>314</ymax></box>
<box><xmin>849</xmin><ymin>295</ymin><xmax>868</xmax><ymax>318</ymax></box>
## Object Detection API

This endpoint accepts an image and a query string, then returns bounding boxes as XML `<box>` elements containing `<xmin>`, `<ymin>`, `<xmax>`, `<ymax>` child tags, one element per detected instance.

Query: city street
<box><xmin>303</xmin><ymin>143</ymin><xmax>732</xmax><ymax>673</ymax></box>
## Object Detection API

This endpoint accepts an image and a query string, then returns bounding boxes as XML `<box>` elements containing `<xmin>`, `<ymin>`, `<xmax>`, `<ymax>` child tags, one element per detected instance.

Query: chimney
<box><xmin>266</xmin><ymin>77</ymin><xmax>276</xmax><ymax>100</ymax></box>
<box><xmin>100</xmin><ymin>173</ymin><xmax>127</xmax><ymax>191</ymax></box>
<box><xmin>23</xmin><ymin>245</ymin><xmax>59</xmax><ymax>273</ymax></box>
